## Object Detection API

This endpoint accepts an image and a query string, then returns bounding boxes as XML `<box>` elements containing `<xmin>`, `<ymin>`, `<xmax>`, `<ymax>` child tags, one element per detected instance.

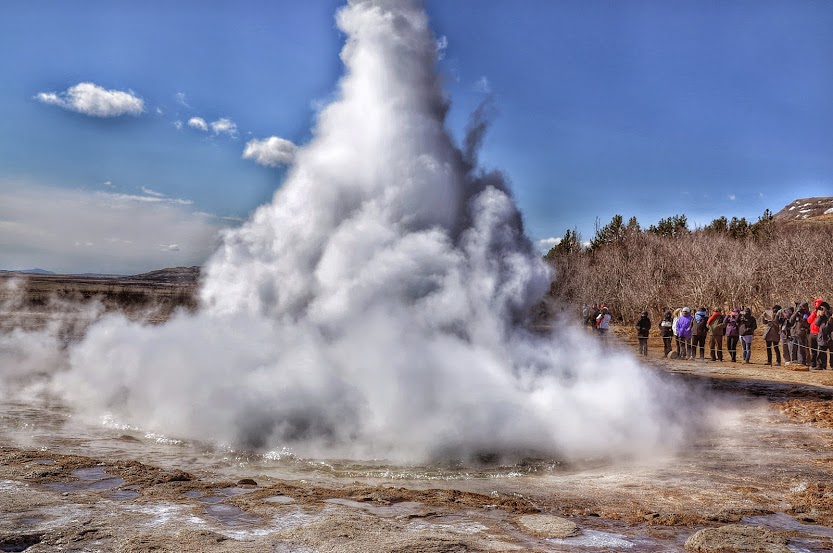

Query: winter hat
<box><xmin>772</xmin><ymin>305</ymin><xmax>782</xmax><ymax>313</ymax></box>
<box><xmin>731</xmin><ymin>308</ymin><xmax>740</xmax><ymax>314</ymax></box>
<box><xmin>682</xmin><ymin>307</ymin><xmax>691</xmax><ymax>313</ymax></box>
<box><xmin>640</xmin><ymin>311</ymin><xmax>648</xmax><ymax>317</ymax></box>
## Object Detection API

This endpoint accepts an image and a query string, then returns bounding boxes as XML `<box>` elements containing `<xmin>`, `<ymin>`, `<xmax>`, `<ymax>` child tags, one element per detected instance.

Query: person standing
<box><xmin>708</xmin><ymin>307</ymin><xmax>725</xmax><ymax>361</ymax></box>
<box><xmin>739</xmin><ymin>307</ymin><xmax>757</xmax><ymax>364</ymax></box>
<box><xmin>692</xmin><ymin>307</ymin><xmax>709</xmax><ymax>360</ymax></box>
<box><xmin>675</xmin><ymin>307</ymin><xmax>694</xmax><ymax>360</ymax></box>
<box><xmin>808</xmin><ymin>299</ymin><xmax>825</xmax><ymax>369</ymax></box>
<box><xmin>779</xmin><ymin>306</ymin><xmax>794</xmax><ymax>365</ymax></box>
<box><xmin>761</xmin><ymin>305</ymin><xmax>782</xmax><ymax>366</ymax></box>
<box><xmin>724</xmin><ymin>308</ymin><xmax>741</xmax><ymax>363</ymax></box>
<box><xmin>596</xmin><ymin>306</ymin><xmax>612</xmax><ymax>338</ymax></box>
<box><xmin>660</xmin><ymin>309</ymin><xmax>674</xmax><ymax>358</ymax></box>
<box><xmin>672</xmin><ymin>307</ymin><xmax>682</xmax><ymax>358</ymax></box>
<box><xmin>816</xmin><ymin>306</ymin><xmax>830</xmax><ymax>370</ymax></box>
<box><xmin>636</xmin><ymin>311</ymin><xmax>651</xmax><ymax>356</ymax></box>
<box><xmin>791</xmin><ymin>303</ymin><xmax>811</xmax><ymax>366</ymax></box>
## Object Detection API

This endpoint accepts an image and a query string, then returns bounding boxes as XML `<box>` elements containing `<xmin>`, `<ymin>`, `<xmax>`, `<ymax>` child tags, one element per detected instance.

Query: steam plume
<box><xmin>50</xmin><ymin>0</ymin><xmax>690</xmax><ymax>462</ymax></box>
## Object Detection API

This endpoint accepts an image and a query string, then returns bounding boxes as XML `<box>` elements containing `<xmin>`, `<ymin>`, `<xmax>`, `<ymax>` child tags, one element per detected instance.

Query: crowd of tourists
<box><xmin>585</xmin><ymin>300</ymin><xmax>832</xmax><ymax>370</ymax></box>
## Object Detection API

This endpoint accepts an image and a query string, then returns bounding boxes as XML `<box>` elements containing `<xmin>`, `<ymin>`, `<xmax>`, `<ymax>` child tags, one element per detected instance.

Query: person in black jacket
<box><xmin>791</xmin><ymin>303</ymin><xmax>811</xmax><ymax>366</ymax></box>
<box><xmin>659</xmin><ymin>309</ymin><xmax>674</xmax><ymax>358</ymax></box>
<box><xmin>636</xmin><ymin>311</ymin><xmax>651</xmax><ymax>356</ymax></box>
<box><xmin>818</xmin><ymin>307</ymin><xmax>831</xmax><ymax>370</ymax></box>
<box><xmin>761</xmin><ymin>305</ymin><xmax>782</xmax><ymax>366</ymax></box>
<box><xmin>707</xmin><ymin>307</ymin><xmax>725</xmax><ymax>361</ymax></box>
<box><xmin>692</xmin><ymin>307</ymin><xmax>709</xmax><ymax>360</ymax></box>
<box><xmin>738</xmin><ymin>307</ymin><xmax>757</xmax><ymax>364</ymax></box>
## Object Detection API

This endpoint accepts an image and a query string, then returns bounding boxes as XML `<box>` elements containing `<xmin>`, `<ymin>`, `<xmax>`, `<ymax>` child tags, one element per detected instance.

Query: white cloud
<box><xmin>34</xmin><ymin>82</ymin><xmax>144</xmax><ymax>117</ymax></box>
<box><xmin>173</xmin><ymin>120</ymin><xmax>183</xmax><ymax>130</ymax></box>
<box><xmin>475</xmin><ymin>76</ymin><xmax>491</xmax><ymax>94</ymax></box>
<box><xmin>175</xmin><ymin>92</ymin><xmax>190</xmax><ymax>108</ymax></box>
<box><xmin>729</xmin><ymin>194</ymin><xmax>736</xmax><ymax>201</ymax></box>
<box><xmin>141</xmin><ymin>186</ymin><xmax>166</xmax><ymax>197</ymax></box>
<box><xmin>188</xmin><ymin>117</ymin><xmax>208</xmax><ymax>131</ymax></box>
<box><xmin>102</xmin><ymin>180</ymin><xmax>113</xmax><ymax>187</ymax></box>
<box><xmin>155</xmin><ymin>107</ymin><xmax>164</xmax><ymax>115</ymax></box>
<box><xmin>242</xmin><ymin>136</ymin><xmax>298</xmax><ymax>167</ymax></box>
<box><xmin>210</xmin><ymin>117</ymin><xmax>238</xmax><ymax>137</ymax></box>
<box><xmin>0</xmin><ymin>178</ymin><xmax>233</xmax><ymax>274</ymax></box>
<box><xmin>537</xmin><ymin>237</ymin><xmax>562</xmax><ymax>246</ymax></box>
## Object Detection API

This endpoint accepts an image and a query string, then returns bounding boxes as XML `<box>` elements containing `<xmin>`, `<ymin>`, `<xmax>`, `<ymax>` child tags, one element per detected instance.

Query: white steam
<box><xmin>28</xmin><ymin>0</ymin><xmax>691</xmax><ymax>462</ymax></box>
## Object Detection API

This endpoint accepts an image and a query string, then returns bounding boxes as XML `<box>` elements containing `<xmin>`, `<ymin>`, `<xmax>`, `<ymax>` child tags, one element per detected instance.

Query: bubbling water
<box><xmin>36</xmin><ymin>0</ymin><xmax>694</xmax><ymax>463</ymax></box>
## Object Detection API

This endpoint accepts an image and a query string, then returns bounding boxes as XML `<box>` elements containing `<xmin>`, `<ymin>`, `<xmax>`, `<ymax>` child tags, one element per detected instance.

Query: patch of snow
<box><xmin>824</xmin><ymin>208</ymin><xmax>833</xmax><ymax>215</ymax></box>
<box><xmin>789</xmin><ymin>206</ymin><xmax>796</xmax><ymax>211</ymax></box>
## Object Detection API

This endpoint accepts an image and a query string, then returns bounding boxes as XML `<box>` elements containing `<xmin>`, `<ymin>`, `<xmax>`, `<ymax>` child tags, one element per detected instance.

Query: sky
<box><xmin>1</xmin><ymin>0</ymin><xmax>831</xmax><ymax>273</ymax></box>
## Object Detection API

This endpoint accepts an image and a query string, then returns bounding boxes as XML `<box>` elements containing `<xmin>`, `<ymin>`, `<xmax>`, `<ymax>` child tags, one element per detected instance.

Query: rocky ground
<box><xmin>3</xmin><ymin>324</ymin><xmax>833</xmax><ymax>551</ymax></box>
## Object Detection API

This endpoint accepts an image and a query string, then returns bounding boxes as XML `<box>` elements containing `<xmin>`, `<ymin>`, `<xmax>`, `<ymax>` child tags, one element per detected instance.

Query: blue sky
<box><xmin>1</xmin><ymin>0</ymin><xmax>831</xmax><ymax>273</ymax></box>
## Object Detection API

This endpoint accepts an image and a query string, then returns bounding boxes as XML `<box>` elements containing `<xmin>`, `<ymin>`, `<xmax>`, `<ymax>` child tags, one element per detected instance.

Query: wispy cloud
<box><xmin>188</xmin><ymin>117</ymin><xmax>208</xmax><ymax>131</ymax></box>
<box><xmin>175</xmin><ymin>92</ymin><xmax>191</xmax><ymax>108</ymax></box>
<box><xmin>475</xmin><ymin>76</ymin><xmax>491</xmax><ymax>94</ymax></box>
<box><xmin>210</xmin><ymin>117</ymin><xmax>238</xmax><ymax>138</ymax></box>
<box><xmin>34</xmin><ymin>82</ymin><xmax>144</xmax><ymax>117</ymax></box>
<box><xmin>728</xmin><ymin>194</ymin><xmax>736</xmax><ymax>201</ymax></box>
<box><xmin>242</xmin><ymin>136</ymin><xmax>297</xmax><ymax>167</ymax></box>
<box><xmin>173</xmin><ymin>120</ymin><xmax>183</xmax><ymax>130</ymax></box>
<box><xmin>140</xmin><ymin>186</ymin><xmax>166</xmax><ymax>198</ymax></box>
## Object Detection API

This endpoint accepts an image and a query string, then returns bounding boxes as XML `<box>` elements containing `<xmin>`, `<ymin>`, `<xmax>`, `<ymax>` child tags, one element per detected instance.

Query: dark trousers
<box><xmin>693</xmin><ymin>334</ymin><xmax>706</xmax><ymax>358</ymax></box>
<box><xmin>638</xmin><ymin>336</ymin><xmax>649</xmax><ymax>356</ymax></box>
<box><xmin>818</xmin><ymin>344</ymin><xmax>829</xmax><ymax>370</ymax></box>
<box><xmin>765</xmin><ymin>340</ymin><xmax>781</xmax><ymax>364</ymax></box>
<box><xmin>680</xmin><ymin>337</ymin><xmax>693</xmax><ymax>358</ymax></box>
<box><xmin>663</xmin><ymin>336</ymin><xmax>672</xmax><ymax>357</ymax></box>
<box><xmin>792</xmin><ymin>335</ymin><xmax>808</xmax><ymax>365</ymax></box>
<box><xmin>810</xmin><ymin>334</ymin><xmax>819</xmax><ymax>367</ymax></box>
<box><xmin>709</xmin><ymin>335</ymin><xmax>723</xmax><ymax>361</ymax></box>
<box><xmin>781</xmin><ymin>338</ymin><xmax>792</xmax><ymax>362</ymax></box>
<box><xmin>726</xmin><ymin>335</ymin><xmax>739</xmax><ymax>362</ymax></box>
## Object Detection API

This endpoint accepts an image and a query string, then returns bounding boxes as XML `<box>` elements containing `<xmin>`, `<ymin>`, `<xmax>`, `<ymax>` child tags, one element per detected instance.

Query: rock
<box><xmin>237</xmin><ymin>478</ymin><xmax>257</xmax><ymax>486</ymax></box>
<box><xmin>516</xmin><ymin>514</ymin><xmax>580</xmax><ymax>538</ymax></box>
<box><xmin>684</xmin><ymin>524</ymin><xmax>790</xmax><ymax>553</ymax></box>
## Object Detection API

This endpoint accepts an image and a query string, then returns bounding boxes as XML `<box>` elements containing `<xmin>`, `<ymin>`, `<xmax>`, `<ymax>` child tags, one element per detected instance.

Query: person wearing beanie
<box><xmin>692</xmin><ymin>307</ymin><xmax>709</xmax><ymax>360</ymax></box>
<box><xmin>791</xmin><ymin>303</ymin><xmax>811</xmax><ymax>366</ymax></box>
<box><xmin>660</xmin><ymin>309</ymin><xmax>674</xmax><ymax>358</ymax></box>
<box><xmin>707</xmin><ymin>307</ymin><xmax>725</xmax><ymax>361</ymax></box>
<box><xmin>636</xmin><ymin>310</ymin><xmax>651</xmax><ymax>356</ymax></box>
<box><xmin>675</xmin><ymin>307</ymin><xmax>694</xmax><ymax>360</ymax></box>
<box><xmin>738</xmin><ymin>307</ymin><xmax>757</xmax><ymax>363</ymax></box>
<box><xmin>724</xmin><ymin>308</ymin><xmax>741</xmax><ymax>362</ymax></box>
<box><xmin>761</xmin><ymin>305</ymin><xmax>782</xmax><ymax>366</ymax></box>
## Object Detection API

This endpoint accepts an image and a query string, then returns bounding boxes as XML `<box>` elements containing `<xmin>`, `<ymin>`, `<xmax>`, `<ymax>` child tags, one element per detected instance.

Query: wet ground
<box><xmin>3</xmin><ymin>332</ymin><xmax>833</xmax><ymax>551</ymax></box>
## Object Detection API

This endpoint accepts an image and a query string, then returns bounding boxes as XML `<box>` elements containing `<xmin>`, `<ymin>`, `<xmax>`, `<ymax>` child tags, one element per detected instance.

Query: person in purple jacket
<box><xmin>675</xmin><ymin>306</ymin><xmax>694</xmax><ymax>360</ymax></box>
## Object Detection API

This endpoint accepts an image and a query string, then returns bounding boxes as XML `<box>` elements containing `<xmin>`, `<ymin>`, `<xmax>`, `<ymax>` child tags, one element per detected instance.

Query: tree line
<box><xmin>544</xmin><ymin>210</ymin><xmax>833</xmax><ymax>324</ymax></box>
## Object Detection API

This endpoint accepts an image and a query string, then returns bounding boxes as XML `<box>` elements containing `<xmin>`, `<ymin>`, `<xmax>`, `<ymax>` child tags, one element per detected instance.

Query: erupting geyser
<box><xmin>52</xmin><ymin>0</ymin><xmax>689</xmax><ymax>462</ymax></box>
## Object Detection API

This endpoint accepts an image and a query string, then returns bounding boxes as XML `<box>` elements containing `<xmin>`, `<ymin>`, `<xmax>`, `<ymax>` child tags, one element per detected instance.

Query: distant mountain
<box><xmin>0</xmin><ymin>268</ymin><xmax>56</xmax><ymax>275</ymax></box>
<box><xmin>774</xmin><ymin>197</ymin><xmax>833</xmax><ymax>223</ymax></box>
<box><xmin>128</xmin><ymin>266</ymin><xmax>201</xmax><ymax>284</ymax></box>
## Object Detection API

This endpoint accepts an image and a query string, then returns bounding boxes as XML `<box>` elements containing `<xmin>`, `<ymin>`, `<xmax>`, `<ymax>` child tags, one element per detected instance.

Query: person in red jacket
<box><xmin>809</xmin><ymin>299</ymin><xmax>830</xmax><ymax>369</ymax></box>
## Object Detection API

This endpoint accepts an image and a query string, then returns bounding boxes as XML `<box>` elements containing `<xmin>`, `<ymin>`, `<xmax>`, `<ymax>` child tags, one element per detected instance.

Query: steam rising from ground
<box><xmin>6</xmin><ymin>0</ymin><xmax>693</xmax><ymax>463</ymax></box>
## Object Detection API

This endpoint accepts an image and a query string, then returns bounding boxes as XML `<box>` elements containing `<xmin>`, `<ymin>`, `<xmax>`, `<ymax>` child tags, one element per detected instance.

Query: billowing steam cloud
<box><xmin>39</xmin><ymin>0</ymin><xmax>691</xmax><ymax>462</ymax></box>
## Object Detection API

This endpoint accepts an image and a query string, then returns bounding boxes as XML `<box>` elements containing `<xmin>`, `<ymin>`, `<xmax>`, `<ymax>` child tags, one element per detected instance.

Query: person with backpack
<box><xmin>692</xmin><ymin>307</ymin><xmax>709</xmax><ymax>360</ymax></box>
<box><xmin>761</xmin><ymin>305</ymin><xmax>782</xmax><ymax>366</ymax></box>
<box><xmin>675</xmin><ymin>307</ymin><xmax>694</xmax><ymax>360</ymax></box>
<box><xmin>738</xmin><ymin>307</ymin><xmax>757</xmax><ymax>364</ymax></box>
<box><xmin>724</xmin><ymin>308</ymin><xmax>741</xmax><ymax>363</ymax></box>
<box><xmin>659</xmin><ymin>309</ymin><xmax>674</xmax><ymax>358</ymax></box>
<box><xmin>636</xmin><ymin>311</ymin><xmax>651</xmax><ymax>356</ymax></box>
<box><xmin>707</xmin><ymin>307</ymin><xmax>725</xmax><ymax>362</ymax></box>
